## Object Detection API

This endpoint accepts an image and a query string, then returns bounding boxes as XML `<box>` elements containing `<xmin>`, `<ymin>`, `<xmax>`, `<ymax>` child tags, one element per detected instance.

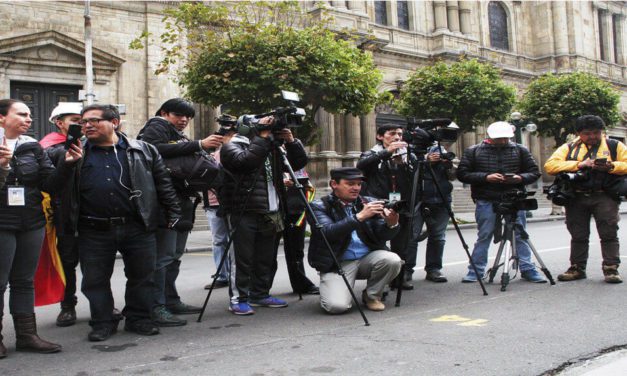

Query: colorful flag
<box><xmin>34</xmin><ymin>192</ymin><xmax>66</xmax><ymax>306</ymax></box>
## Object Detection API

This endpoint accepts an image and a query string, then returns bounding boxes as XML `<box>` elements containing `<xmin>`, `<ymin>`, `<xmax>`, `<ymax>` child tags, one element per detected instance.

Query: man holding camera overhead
<box><xmin>457</xmin><ymin>121</ymin><xmax>546</xmax><ymax>283</ymax></box>
<box><xmin>545</xmin><ymin>115</ymin><xmax>627</xmax><ymax>284</ymax></box>
<box><xmin>220</xmin><ymin>116</ymin><xmax>307</xmax><ymax>315</ymax></box>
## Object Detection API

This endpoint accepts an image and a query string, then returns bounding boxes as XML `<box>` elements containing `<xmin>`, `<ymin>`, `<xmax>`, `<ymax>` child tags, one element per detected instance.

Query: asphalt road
<box><xmin>1</xmin><ymin>215</ymin><xmax>626</xmax><ymax>376</ymax></box>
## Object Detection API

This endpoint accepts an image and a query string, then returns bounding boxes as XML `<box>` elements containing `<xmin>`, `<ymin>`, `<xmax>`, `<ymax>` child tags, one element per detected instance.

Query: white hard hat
<box><xmin>486</xmin><ymin>121</ymin><xmax>515</xmax><ymax>139</ymax></box>
<box><xmin>49</xmin><ymin>102</ymin><xmax>83</xmax><ymax>124</ymax></box>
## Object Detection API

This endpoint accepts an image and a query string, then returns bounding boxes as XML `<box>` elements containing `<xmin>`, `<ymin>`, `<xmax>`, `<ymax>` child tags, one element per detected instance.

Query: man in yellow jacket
<box><xmin>545</xmin><ymin>115</ymin><xmax>627</xmax><ymax>283</ymax></box>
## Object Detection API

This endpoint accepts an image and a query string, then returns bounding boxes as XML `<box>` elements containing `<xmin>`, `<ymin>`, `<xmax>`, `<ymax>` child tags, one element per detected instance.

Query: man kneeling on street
<box><xmin>308</xmin><ymin>167</ymin><xmax>402</xmax><ymax>314</ymax></box>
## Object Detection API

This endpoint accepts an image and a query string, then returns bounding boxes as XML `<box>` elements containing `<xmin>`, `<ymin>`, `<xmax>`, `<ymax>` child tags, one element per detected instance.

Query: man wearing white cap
<box><xmin>40</xmin><ymin>103</ymin><xmax>83</xmax><ymax>327</ymax></box>
<box><xmin>456</xmin><ymin>121</ymin><xmax>545</xmax><ymax>283</ymax></box>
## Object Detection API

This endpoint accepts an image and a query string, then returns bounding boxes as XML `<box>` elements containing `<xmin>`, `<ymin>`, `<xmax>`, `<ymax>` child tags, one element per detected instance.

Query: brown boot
<box><xmin>602</xmin><ymin>265</ymin><xmax>623</xmax><ymax>284</ymax></box>
<box><xmin>0</xmin><ymin>318</ymin><xmax>7</xmax><ymax>359</ymax></box>
<box><xmin>12</xmin><ymin>313</ymin><xmax>61</xmax><ymax>353</ymax></box>
<box><xmin>557</xmin><ymin>264</ymin><xmax>587</xmax><ymax>282</ymax></box>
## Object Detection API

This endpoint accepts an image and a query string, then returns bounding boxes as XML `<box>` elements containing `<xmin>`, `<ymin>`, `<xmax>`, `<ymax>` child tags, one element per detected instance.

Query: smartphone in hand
<box><xmin>594</xmin><ymin>158</ymin><xmax>607</xmax><ymax>165</ymax></box>
<box><xmin>64</xmin><ymin>123</ymin><xmax>83</xmax><ymax>150</ymax></box>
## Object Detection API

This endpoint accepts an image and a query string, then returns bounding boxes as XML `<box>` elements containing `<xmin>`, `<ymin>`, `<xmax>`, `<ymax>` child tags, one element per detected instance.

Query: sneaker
<box><xmin>249</xmin><ymin>296</ymin><xmax>288</xmax><ymax>308</ymax></box>
<box><xmin>557</xmin><ymin>265</ymin><xmax>587</xmax><ymax>282</ymax></box>
<box><xmin>229</xmin><ymin>302</ymin><xmax>255</xmax><ymax>315</ymax></box>
<box><xmin>167</xmin><ymin>302</ymin><xmax>202</xmax><ymax>315</ymax></box>
<box><xmin>151</xmin><ymin>306</ymin><xmax>187</xmax><ymax>327</ymax></box>
<box><xmin>520</xmin><ymin>269</ymin><xmax>547</xmax><ymax>283</ymax></box>
<box><xmin>462</xmin><ymin>272</ymin><xmax>478</xmax><ymax>283</ymax></box>
<box><xmin>602</xmin><ymin>265</ymin><xmax>623</xmax><ymax>284</ymax></box>
<box><xmin>124</xmin><ymin>320</ymin><xmax>160</xmax><ymax>336</ymax></box>
<box><xmin>361</xmin><ymin>290</ymin><xmax>385</xmax><ymax>311</ymax></box>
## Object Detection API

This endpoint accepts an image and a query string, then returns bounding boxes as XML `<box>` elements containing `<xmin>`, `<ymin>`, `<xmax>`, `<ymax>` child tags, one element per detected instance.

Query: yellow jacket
<box><xmin>544</xmin><ymin>136</ymin><xmax>627</xmax><ymax>176</ymax></box>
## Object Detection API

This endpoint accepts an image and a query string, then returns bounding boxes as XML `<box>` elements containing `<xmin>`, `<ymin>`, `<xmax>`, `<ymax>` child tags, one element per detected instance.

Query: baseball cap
<box><xmin>486</xmin><ymin>121</ymin><xmax>515</xmax><ymax>139</ymax></box>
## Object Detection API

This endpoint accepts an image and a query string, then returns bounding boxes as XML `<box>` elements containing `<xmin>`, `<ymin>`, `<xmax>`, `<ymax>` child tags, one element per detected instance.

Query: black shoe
<box><xmin>112</xmin><ymin>308</ymin><xmax>124</xmax><ymax>321</ymax></box>
<box><xmin>167</xmin><ymin>302</ymin><xmax>202</xmax><ymax>315</ymax></box>
<box><xmin>124</xmin><ymin>320</ymin><xmax>159</xmax><ymax>336</ymax></box>
<box><xmin>204</xmin><ymin>280</ymin><xmax>229</xmax><ymax>290</ymax></box>
<box><xmin>425</xmin><ymin>270</ymin><xmax>448</xmax><ymax>283</ymax></box>
<box><xmin>88</xmin><ymin>325</ymin><xmax>117</xmax><ymax>342</ymax></box>
<box><xmin>391</xmin><ymin>279</ymin><xmax>414</xmax><ymax>290</ymax></box>
<box><xmin>294</xmin><ymin>286</ymin><xmax>320</xmax><ymax>295</ymax></box>
<box><xmin>56</xmin><ymin>306</ymin><xmax>77</xmax><ymax>327</ymax></box>
<box><xmin>151</xmin><ymin>306</ymin><xmax>187</xmax><ymax>327</ymax></box>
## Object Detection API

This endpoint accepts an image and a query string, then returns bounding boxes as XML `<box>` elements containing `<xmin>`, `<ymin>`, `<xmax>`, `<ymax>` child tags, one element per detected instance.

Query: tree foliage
<box><xmin>396</xmin><ymin>59</ymin><xmax>517</xmax><ymax>131</ymax></box>
<box><xmin>130</xmin><ymin>1</ymin><xmax>382</xmax><ymax>144</ymax></box>
<box><xmin>518</xmin><ymin>72</ymin><xmax>621</xmax><ymax>146</ymax></box>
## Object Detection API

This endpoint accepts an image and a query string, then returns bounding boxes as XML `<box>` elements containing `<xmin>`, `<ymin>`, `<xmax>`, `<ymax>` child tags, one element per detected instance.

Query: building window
<box><xmin>612</xmin><ymin>14</ymin><xmax>620</xmax><ymax>63</ymax></box>
<box><xmin>375</xmin><ymin>1</ymin><xmax>387</xmax><ymax>26</ymax></box>
<box><xmin>599</xmin><ymin>10</ymin><xmax>607</xmax><ymax>61</ymax></box>
<box><xmin>488</xmin><ymin>1</ymin><xmax>509</xmax><ymax>51</ymax></box>
<box><xmin>397</xmin><ymin>1</ymin><xmax>409</xmax><ymax>30</ymax></box>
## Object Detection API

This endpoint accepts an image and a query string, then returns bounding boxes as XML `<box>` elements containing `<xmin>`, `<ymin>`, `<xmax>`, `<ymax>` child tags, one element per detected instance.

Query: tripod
<box><xmin>199</xmin><ymin>138</ymin><xmax>370</xmax><ymax>326</ymax></box>
<box><xmin>394</xmin><ymin>146</ymin><xmax>488</xmax><ymax>306</ymax></box>
<box><xmin>486</xmin><ymin>211</ymin><xmax>556</xmax><ymax>291</ymax></box>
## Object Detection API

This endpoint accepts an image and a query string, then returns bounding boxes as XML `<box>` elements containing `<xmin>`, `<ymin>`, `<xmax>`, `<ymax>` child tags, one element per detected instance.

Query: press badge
<box><xmin>8</xmin><ymin>186</ymin><xmax>25</xmax><ymax>206</ymax></box>
<box><xmin>389</xmin><ymin>192</ymin><xmax>401</xmax><ymax>202</ymax></box>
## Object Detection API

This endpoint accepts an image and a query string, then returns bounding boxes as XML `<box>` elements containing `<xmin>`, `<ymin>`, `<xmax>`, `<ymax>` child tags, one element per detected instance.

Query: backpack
<box><xmin>163</xmin><ymin>151</ymin><xmax>223</xmax><ymax>192</ymax></box>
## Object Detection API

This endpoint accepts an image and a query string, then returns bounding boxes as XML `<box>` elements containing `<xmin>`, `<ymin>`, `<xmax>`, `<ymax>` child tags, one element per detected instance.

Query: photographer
<box><xmin>357</xmin><ymin>123</ymin><xmax>416</xmax><ymax>289</ymax></box>
<box><xmin>308</xmin><ymin>167</ymin><xmax>402</xmax><ymax>314</ymax></box>
<box><xmin>545</xmin><ymin>115</ymin><xmax>627</xmax><ymax>283</ymax></box>
<box><xmin>220</xmin><ymin>116</ymin><xmax>307</xmax><ymax>315</ymax></box>
<box><xmin>457</xmin><ymin>121</ymin><xmax>545</xmax><ymax>283</ymax></box>
<box><xmin>138</xmin><ymin>98</ymin><xmax>223</xmax><ymax>327</ymax></box>
<box><xmin>405</xmin><ymin>144</ymin><xmax>456</xmax><ymax>283</ymax></box>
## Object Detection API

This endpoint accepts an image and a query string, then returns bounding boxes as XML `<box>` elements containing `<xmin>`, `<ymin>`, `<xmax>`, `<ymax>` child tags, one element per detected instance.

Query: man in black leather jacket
<box><xmin>457</xmin><ymin>121</ymin><xmax>544</xmax><ymax>284</ymax></box>
<box><xmin>308</xmin><ymin>167</ymin><xmax>402</xmax><ymax>314</ymax></box>
<box><xmin>220</xmin><ymin>117</ymin><xmax>307</xmax><ymax>315</ymax></box>
<box><xmin>61</xmin><ymin>104</ymin><xmax>181</xmax><ymax>342</ymax></box>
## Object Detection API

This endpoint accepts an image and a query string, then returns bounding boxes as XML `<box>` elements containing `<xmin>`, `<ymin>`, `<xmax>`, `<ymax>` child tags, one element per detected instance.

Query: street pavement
<box><xmin>1</xmin><ymin>210</ymin><xmax>627</xmax><ymax>375</ymax></box>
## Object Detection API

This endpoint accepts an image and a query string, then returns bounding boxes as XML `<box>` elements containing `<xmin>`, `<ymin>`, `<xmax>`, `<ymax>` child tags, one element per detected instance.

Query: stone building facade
<box><xmin>1</xmin><ymin>1</ymin><xmax>626</xmax><ymax>187</ymax></box>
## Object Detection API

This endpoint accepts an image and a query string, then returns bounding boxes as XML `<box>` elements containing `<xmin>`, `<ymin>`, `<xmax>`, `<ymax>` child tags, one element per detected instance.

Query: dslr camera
<box><xmin>403</xmin><ymin>118</ymin><xmax>460</xmax><ymax>152</ymax></box>
<box><xmin>494</xmin><ymin>189</ymin><xmax>538</xmax><ymax>215</ymax></box>
<box><xmin>544</xmin><ymin>172</ymin><xmax>578</xmax><ymax>206</ymax></box>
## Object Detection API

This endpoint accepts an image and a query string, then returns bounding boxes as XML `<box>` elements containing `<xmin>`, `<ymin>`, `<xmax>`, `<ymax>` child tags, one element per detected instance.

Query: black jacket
<box><xmin>357</xmin><ymin>146</ymin><xmax>416</xmax><ymax>201</ymax></box>
<box><xmin>219</xmin><ymin>134</ymin><xmax>308</xmax><ymax>215</ymax></box>
<box><xmin>61</xmin><ymin>133</ymin><xmax>182</xmax><ymax>233</ymax></box>
<box><xmin>137</xmin><ymin>117</ymin><xmax>206</xmax><ymax>196</ymax></box>
<box><xmin>307</xmin><ymin>194</ymin><xmax>399</xmax><ymax>273</ymax></box>
<box><xmin>0</xmin><ymin>137</ymin><xmax>73</xmax><ymax>231</ymax></box>
<box><xmin>43</xmin><ymin>140</ymin><xmax>70</xmax><ymax>233</ymax></box>
<box><xmin>456</xmin><ymin>141</ymin><xmax>540</xmax><ymax>201</ymax></box>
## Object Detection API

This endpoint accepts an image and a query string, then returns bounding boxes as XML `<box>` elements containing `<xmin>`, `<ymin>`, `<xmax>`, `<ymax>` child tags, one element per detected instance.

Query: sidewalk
<box><xmin>185</xmin><ymin>202</ymin><xmax>627</xmax><ymax>253</ymax></box>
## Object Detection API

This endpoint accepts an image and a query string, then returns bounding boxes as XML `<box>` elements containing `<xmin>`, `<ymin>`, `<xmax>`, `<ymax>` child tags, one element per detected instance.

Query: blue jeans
<box><xmin>205</xmin><ymin>207</ymin><xmax>230</xmax><ymax>282</ymax></box>
<box><xmin>406</xmin><ymin>203</ymin><xmax>449</xmax><ymax>273</ymax></box>
<box><xmin>466</xmin><ymin>200</ymin><xmax>536</xmax><ymax>276</ymax></box>
<box><xmin>79</xmin><ymin>220</ymin><xmax>156</xmax><ymax>327</ymax></box>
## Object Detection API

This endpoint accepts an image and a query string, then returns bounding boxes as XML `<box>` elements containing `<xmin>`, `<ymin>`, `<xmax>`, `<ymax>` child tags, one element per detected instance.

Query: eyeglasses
<box><xmin>78</xmin><ymin>118</ymin><xmax>109</xmax><ymax>126</ymax></box>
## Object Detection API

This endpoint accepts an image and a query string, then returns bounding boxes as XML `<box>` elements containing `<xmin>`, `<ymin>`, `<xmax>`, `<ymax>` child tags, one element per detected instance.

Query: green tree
<box><xmin>131</xmin><ymin>1</ymin><xmax>382</xmax><ymax>144</ymax></box>
<box><xmin>518</xmin><ymin>72</ymin><xmax>621</xmax><ymax>146</ymax></box>
<box><xmin>396</xmin><ymin>59</ymin><xmax>517</xmax><ymax>131</ymax></box>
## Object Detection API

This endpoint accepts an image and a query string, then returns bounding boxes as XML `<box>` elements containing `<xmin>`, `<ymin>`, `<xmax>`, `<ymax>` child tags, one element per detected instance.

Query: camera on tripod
<box><xmin>403</xmin><ymin>118</ymin><xmax>460</xmax><ymax>152</ymax></box>
<box><xmin>494</xmin><ymin>189</ymin><xmax>538</xmax><ymax>214</ymax></box>
<box><xmin>237</xmin><ymin>90</ymin><xmax>306</xmax><ymax>133</ymax></box>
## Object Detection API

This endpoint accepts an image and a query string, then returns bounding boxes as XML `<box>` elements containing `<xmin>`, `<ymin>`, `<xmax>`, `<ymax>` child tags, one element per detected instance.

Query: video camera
<box><xmin>403</xmin><ymin>118</ymin><xmax>459</xmax><ymax>152</ymax></box>
<box><xmin>494</xmin><ymin>189</ymin><xmax>538</xmax><ymax>215</ymax></box>
<box><xmin>215</xmin><ymin>114</ymin><xmax>238</xmax><ymax>136</ymax></box>
<box><xmin>237</xmin><ymin>90</ymin><xmax>306</xmax><ymax>133</ymax></box>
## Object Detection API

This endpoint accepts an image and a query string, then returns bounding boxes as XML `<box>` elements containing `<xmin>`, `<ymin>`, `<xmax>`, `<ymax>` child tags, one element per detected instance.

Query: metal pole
<box><xmin>84</xmin><ymin>0</ymin><xmax>95</xmax><ymax>105</ymax></box>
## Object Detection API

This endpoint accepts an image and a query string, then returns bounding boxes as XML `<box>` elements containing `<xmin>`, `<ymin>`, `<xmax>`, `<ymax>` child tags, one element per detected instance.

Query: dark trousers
<box><xmin>390</xmin><ymin>214</ymin><xmax>418</xmax><ymax>269</ymax></box>
<box><xmin>405</xmin><ymin>204</ymin><xmax>449</xmax><ymax>273</ymax></box>
<box><xmin>163</xmin><ymin>197</ymin><xmax>194</xmax><ymax>307</ymax></box>
<box><xmin>79</xmin><ymin>220</ymin><xmax>156</xmax><ymax>328</ymax></box>
<box><xmin>229</xmin><ymin>213</ymin><xmax>278</xmax><ymax>303</ymax></box>
<box><xmin>57</xmin><ymin>234</ymin><xmax>79</xmax><ymax>308</ymax></box>
<box><xmin>0</xmin><ymin>228</ymin><xmax>45</xmax><ymax>315</ymax></box>
<box><xmin>274</xmin><ymin>213</ymin><xmax>315</xmax><ymax>293</ymax></box>
<box><xmin>565</xmin><ymin>192</ymin><xmax>621</xmax><ymax>268</ymax></box>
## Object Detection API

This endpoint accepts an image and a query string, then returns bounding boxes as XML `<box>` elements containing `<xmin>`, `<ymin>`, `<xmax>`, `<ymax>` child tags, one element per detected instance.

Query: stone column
<box><xmin>334</xmin><ymin>114</ymin><xmax>345</xmax><ymax>155</ymax></box>
<box><xmin>552</xmin><ymin>1</ymin><xmax>569</xmax><ymax>55</ymax></box>
<box><xmin>447</xmin><ymin>1</ymin><xmax>460</xmax><ymax>33</ymax></box>
<box><xmin>344</xmin><ymin>114</ymin><xmax>362</xmax><ymax>157</ymax></box>
<box><xmin>458</xmin><ymin>1</ymin><xmax>473</xmax><ymax>35</ymax></box>
<box><xmin>360</xmin><ymin>112</ymin><xmax>377</xmax><ymax>151</ymax></box>
<box><xmin>316</xmin><ymin>108</ymin><xmax>337</xmax><ymax>155</ymax></box>
<box><xmin>347</xmin><ymin>1</ymin><xmax>366</xmax><ymax>13</ymax></box>
<box><xmin>433</xmin><ymin>1</ymin><xmax>449</xmax><ymax>31</ymax></box>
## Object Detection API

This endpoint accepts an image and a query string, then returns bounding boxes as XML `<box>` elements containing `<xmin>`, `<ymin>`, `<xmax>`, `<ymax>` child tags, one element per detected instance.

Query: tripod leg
<box><xmin>488</xmin><ymin>240</ymin><xmax>507</xmax><ymax>283</ymax></box>
<box><xmin>197</xmin><ymin>233</ymin><xmax>233</xmax><ymax>322</ymax></box>
<box><xmin>500</xmin><ymin>238</ymin><xmax>512</xmax><ymax>292</ymax></box>
<box><xmin>526</xmin><ymin>239</ymin><xmax>556</xmax><ymax>285</ymax></box>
